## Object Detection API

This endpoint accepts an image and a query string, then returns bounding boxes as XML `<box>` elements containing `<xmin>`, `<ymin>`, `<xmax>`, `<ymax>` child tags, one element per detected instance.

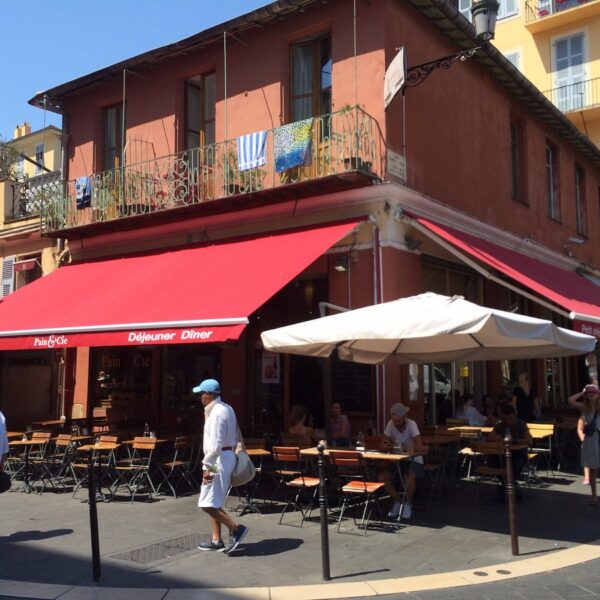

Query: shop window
<box><xmin>160</xmin><ymin>345</ymin><xmax>220</xmax><ymax>410</ymax></box>
<box><xmin>90</xmin><ymin>347</ymin><xmax>152</xmax><ymax>427</ymax></box>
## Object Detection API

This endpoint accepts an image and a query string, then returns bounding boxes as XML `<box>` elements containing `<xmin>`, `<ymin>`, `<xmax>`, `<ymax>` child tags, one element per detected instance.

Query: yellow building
<box><xmin>0</xmin><ymin>123</ymin><xmax>63</xmax><ymax>297</ymax></box>
<box><xmin>489</xmin><ymin>0</ymin><xmax>600</xmax><ymax>146</ymax></box>
<box><xmin>0</xmin><ymin>123</ymin><xmax>65</xmax><ymax>423</ymax></box>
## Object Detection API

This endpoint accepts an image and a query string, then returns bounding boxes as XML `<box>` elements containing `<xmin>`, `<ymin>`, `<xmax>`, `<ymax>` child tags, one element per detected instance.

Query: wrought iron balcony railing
<box><xmin>525</xmin><ymin>0</ymin><xmax>595</xmax><ymax>21</ymax></box>
<box><xmin>41</xmin><ymin>107</ymin><xmax>385</xmax><ymax>233</ymax></box>
<box><xmin>9</xmin><ymin>171</ymin><xmax>61</xmax><ymax>221</ymax></box>
<box><xmin>542</xmin><ymin>77</ymin><xmax>600</xmax><ymax>113</ymax></box>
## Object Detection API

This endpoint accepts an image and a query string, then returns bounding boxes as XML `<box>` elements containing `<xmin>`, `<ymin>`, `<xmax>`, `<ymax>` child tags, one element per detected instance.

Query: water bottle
<box><xmin>357</xmin><ymin>430</ymin><xmax>365</xmax><ymax>450</ymax></box>
<box><xmin>144</xmin><ymin>423</ymin><xmax>150</xmax><ymax>437</ymax></box>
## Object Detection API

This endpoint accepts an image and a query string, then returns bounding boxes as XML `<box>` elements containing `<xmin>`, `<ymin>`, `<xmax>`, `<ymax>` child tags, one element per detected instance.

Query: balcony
<box><xmin>525</xmin><ymin>0</ymin><xmax>600</xmax><ymax>31</ymax></box>
<box><xmin>542</xmin><ymin>77</ymin><xmax>600</xmax><ymax>115</ymax></box>
<box><xmin>41</xmin><ymin>107</ymin><xmax>385</xmax><ymax>236</ymax></box>
<box><xmin>9</xmin><ymin>171</ymin><xmax>62</xmax><ymax>222</ymax></box>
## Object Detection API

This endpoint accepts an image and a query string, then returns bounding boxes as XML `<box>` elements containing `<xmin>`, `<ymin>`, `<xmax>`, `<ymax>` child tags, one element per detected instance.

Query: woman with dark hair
<box><xmin>288</xmin><ymin>405</ymin><xmax>318</xmax><ymax>446</ymax></box>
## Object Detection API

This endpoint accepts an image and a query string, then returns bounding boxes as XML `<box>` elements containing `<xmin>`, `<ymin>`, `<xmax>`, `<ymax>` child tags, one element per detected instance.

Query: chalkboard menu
<box><xmin>331</xmin><ymin>354</ymin><xmax>374</xmax><ymax>413</ymax></box>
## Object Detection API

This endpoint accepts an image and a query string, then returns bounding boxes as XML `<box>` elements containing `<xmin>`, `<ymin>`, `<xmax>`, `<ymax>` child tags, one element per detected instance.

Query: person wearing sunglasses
<box><xmin>570</xmin><ymin>383</ymin><xmax>600</xmax><ymax>488</ymax></box>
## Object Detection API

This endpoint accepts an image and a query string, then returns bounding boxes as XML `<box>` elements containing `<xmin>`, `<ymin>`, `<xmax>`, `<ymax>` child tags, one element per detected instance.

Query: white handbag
<box><xmin>231</xmin><ymin>425</ymin><xmax>256</xmax><ymax>487</ymax></box>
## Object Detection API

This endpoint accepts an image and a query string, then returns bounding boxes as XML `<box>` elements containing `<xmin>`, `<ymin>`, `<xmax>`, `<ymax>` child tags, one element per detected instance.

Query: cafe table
<box><xmin>7</xmin><ymin>431</ymin><xmax>25</xmax><ymax>440</ymax></box>
<box><xmin>76</xmin><ymin>442</ymin><xmax>121</xmax><ymax>501</ymax></box>
<box><xmin>8</xmin><ymin>438</ymin><xmax>50</xmax><ymax>493</ymax></box>
<box><xmin>300</xmin><ymin>446</ymin><xmax>417</xmax><ymax>523</ymax></box>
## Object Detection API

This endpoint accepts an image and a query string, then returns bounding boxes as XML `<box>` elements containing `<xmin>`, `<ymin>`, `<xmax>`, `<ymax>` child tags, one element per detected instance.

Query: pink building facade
<box><xmin>3</xmin><ymin>0</ymin><xmax>599</xmax><ymax>433</ymax></box>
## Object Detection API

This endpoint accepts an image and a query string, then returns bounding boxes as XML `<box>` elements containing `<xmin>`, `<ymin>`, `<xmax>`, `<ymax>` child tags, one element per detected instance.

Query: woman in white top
<box><xmin>457</xmin><ymin>395</ymin><xmax>487</xmax><ymax>427</ymax></box>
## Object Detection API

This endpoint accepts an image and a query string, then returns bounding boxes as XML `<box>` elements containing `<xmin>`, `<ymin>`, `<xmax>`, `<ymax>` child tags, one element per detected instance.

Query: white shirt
<box><xmin>459</xmin><ymin>405</ymin><xmax>487</xmax><ymax>427</ymax></box>
<box><xmin>384</xmin><ymin>418</ymin><xmax>423</xmax><ymax>464</ymax></box>
<box><xmin>202</xmin><ymin>397</ymin><xmax>238</xmax><ymax>470</ymax></box>
<box><xmin>0</xmin><ymin>411</ymin><xmax>8</xmax><ymax>458</ymax></box>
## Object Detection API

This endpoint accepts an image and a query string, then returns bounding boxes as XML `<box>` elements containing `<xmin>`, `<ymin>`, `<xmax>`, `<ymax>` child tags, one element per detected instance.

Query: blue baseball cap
<box><xmin>193</xmin><ymin>378</ymin><xmax>221</xmax><ymax>395</ymax></box>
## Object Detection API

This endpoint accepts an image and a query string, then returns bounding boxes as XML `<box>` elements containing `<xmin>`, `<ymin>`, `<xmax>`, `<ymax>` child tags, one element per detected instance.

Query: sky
<box><xmin>0</xmin><ymin>0</ymin><xmax>269</xmax><ymax>140</ymax></box>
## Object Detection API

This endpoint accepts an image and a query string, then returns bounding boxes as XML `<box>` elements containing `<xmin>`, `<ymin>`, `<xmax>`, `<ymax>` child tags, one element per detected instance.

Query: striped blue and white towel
<box><xmin>237</xmin><ymin>130</ymin><xmax>267</xmax><ymax>171</ymax></box>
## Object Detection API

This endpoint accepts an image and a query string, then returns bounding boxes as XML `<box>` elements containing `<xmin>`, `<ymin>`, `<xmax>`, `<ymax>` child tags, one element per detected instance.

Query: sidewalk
<box><xmin>0</xmin><ymin>469</ymin><xmax>598</xmax><ymax>598</ymax></box>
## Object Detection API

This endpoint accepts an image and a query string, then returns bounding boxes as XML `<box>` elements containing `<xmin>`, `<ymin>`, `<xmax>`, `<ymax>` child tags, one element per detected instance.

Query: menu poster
<box><xmin>262</xmin><ymin>351</ymin><xmax>280</xmax><ymax>384</ymax></box>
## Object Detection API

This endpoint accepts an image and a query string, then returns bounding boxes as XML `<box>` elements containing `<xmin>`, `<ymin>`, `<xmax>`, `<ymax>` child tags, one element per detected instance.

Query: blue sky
<box><xmin>0</xmin><ymin>0</ymin><xmax>267</xmax><ymax>140</ymax></box>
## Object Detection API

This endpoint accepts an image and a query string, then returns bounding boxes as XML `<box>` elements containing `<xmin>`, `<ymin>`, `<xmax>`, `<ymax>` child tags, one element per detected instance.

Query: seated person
<box><xmin>287</xmin><ymin>405</ymin><xmax>318</xmax><ymax>446</ymax></box>
<box><xmin>457</xmin><ymin>393</ymin><xmax>487</xmax><ymax>427</ymax></box>
<box><xmin>481</xmin><ymin>393</ymin><xmax>498</xmax><ymax>426</ymax></box>
<box><xmin>487</xmin><ymin>404</ymin><xmax>533</xmax><ymax>497</ymax></box>
<box><xmin>380</xmin><ymin>403</ymin><xmax>424</xmax><ymax>520</ymax></box>
<box><xmin>330</xmin><ymin>402</ymin><xmax>351</xmax><ymax>447</ymax></box>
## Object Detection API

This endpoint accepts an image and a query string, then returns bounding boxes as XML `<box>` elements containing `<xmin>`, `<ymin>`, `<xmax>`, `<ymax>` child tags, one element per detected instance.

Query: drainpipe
<box><xmin>57</xmin><ymin>113</ymin><xmax>69</xmax><ymax>419</ymax></box>
<box><xmin>369</xmin><ymin>215</ymin><xmax>385</xmax><ymax>431</ymax></box>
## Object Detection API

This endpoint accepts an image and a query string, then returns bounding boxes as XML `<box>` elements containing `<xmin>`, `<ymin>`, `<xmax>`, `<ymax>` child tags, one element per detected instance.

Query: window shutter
<box><xmin>2</xmin><ymin>256</ymin><xmax>15</xmax><ymax>298</ymax></box>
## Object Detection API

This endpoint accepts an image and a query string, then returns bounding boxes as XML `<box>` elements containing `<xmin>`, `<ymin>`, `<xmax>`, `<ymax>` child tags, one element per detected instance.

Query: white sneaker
<box><xmin>401</xmin><ymin>503</ymin><xmax>412</xmax><ymax>519</ymax></box>
<box><xmin>387</xmin><ymin>501</ymin><xmax>401</xmax><ymax>518</ymax></box>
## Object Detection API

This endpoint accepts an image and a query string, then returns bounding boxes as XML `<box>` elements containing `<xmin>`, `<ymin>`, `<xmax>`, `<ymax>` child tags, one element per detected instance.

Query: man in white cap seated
<box><xmin>194</xmin><ymin>378</ymin><xmax>248</xmax><ymax>554</ymax></box>
<box><xmin>380</xmin><ymin>402</ymin><xmax>424</xmax><ymax>520</ymax></box>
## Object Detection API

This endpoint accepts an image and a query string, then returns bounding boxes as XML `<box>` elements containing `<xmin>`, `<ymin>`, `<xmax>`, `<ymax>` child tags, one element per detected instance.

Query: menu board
<box><xmin>331</xmin><ymin>355</ymin><xmax>374</xmax><ymax>413</ymax></box>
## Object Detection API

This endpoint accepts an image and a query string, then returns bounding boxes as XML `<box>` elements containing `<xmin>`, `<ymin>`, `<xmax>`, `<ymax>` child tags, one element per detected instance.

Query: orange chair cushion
<box><xmin>341</xmin><ymin>480</ymin><xmax>385</xmax><ymax>494</ymax></box>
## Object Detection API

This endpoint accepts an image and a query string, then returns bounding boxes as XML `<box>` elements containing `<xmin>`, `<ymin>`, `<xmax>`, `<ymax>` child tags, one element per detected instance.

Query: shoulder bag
<box><xmin>231</xmin><ymin>424</ymin><xmax>256</xmax><ymax>487</ymax></box>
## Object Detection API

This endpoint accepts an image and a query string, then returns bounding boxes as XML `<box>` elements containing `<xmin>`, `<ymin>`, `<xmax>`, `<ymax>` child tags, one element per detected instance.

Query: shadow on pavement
<box><xmin>0</xmin><ymin>529</ymin><xmax>73</xmax><ymax>542</ymax></box>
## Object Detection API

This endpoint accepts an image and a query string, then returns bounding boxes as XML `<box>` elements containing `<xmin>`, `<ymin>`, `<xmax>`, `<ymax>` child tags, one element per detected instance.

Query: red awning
<box><xmin>0</xmin><ymin>220</ymin><xmax>363</xmax><ymax>350</ymax></box>
<box><xmin>412</xmin><ymin>216</ymin><xmax>600</xmax><ymax>325</ymax></box>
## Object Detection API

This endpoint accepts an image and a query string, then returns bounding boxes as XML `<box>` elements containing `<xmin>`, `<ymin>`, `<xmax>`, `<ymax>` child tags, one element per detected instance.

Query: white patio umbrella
<box><xmin>261</xmin><ymin>292</ymin><xmax>596</xmax><ymax>363</ymax></box>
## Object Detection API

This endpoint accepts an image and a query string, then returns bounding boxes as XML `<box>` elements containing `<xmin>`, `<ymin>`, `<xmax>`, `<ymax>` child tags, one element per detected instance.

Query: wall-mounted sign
<box><xmin>262</xmin><ymin>351</ymin><xmax>280</xmax><ymax>384</ymax></box>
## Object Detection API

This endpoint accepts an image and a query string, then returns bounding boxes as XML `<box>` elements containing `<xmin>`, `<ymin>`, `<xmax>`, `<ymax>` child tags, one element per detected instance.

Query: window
<box><xmin>546</xmin><ymin>141</ymin><xmax>560</xmax><ymax>220</ymax></box>
<box><xmin>1</xmin><ymin>256</ymin><xmax>15</xmax><ymax>298</ymax></box>
<box><xmin>102</xmin><ymin>104</ymin><xmax>124</xmax><ymax>171</ymax></box>
<box><xmin>498</xmin><ymin>0</ymin><xmax>518</xmax><ymax>19</ymax></box>
<box><xmin>35</xmin><ymin>143</ymin><xmax>44</xmax><ymax>174</ymax></box>
<box><xmin>458</xmin><ymin>0</ymin><xmax>517</xmax><ymax>21</ymax></box>
<box><xmin>15</xmin><ymin>156</ymin><xmax>24</xmax><ymax>180</ymax></box>
<box><xmin>510</xmin><ymin>119</ymin><xmax>527</xmax><ymax>203</ymax></box>
<box><xmin>290</xmin><ymin>34</ymin><xmax>332</xmax><ymax>121</ymax></box>
<box><xmin>185</xmin><ymin>72</ymin><xmax>216</xmax><ymax>150</ymax></box>
<box><xmin>458</xmin><ymin>0</ymin><xmax>472</xmax><ymax>21</ymax></box>
<box><xmin>554</xmin><ymin>34</ymin><xmax>585</xmax><ymax>112</ymax></box>
<box><xmin>575</xmin><ymin>165</ymin><xmax>587</xmax><ymax>236</ymax></box>
<box><xmin>505</xmin><ymin>51</ymin><xmax>521</xmax><ymax>70</ymax></box>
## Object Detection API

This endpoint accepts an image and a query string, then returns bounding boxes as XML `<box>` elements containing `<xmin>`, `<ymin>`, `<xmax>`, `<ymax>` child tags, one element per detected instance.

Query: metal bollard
<box><xmin>87</xmin><ymin>451</ymin><xmax>102</xmax><ymax>581</ymax></box>
<box><xmin>317</xmin><ymin>441</ymin><xmax>331</xmax><ymax>580</ymax></box>
<box><xmin>503</xmin><ymin>430</ymin><xmax>519</xmax><ymax>556</ymax></box>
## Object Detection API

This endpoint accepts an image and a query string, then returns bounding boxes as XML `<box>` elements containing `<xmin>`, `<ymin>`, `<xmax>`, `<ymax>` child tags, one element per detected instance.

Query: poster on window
<box><xmin>262</xmin><ymin>351</ymin><xmax>280</xmax><ymax>384</ymax></box>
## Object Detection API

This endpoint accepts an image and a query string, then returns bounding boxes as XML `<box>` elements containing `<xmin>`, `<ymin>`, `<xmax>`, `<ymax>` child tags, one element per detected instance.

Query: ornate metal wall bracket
<box><xmin>405</xmin><ymin>47</ymin><xmax>482</xmax><ymax>87</ymax></box>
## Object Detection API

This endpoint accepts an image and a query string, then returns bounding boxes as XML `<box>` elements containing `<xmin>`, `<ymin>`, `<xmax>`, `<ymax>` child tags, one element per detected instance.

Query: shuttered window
<box><xmin>498</xmin><ymin>0</ymin><xmax>519</xmax><ymax>19</ymax></box>
<box><xmin>2</xmin><ymin>256</ymin><xmax>15</xmax><ymax>298</ymax></box>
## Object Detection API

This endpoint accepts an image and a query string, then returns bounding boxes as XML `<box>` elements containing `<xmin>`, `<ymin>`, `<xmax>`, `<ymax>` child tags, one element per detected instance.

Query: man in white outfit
<box><xmin>195</xmin><ymin>379</ymin><xmax>248</xmax><ymax>554</ymax></box>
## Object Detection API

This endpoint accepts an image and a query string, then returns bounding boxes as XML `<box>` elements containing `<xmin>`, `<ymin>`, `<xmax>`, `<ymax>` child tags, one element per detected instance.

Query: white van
<box><xmin>409</xmin><ymin>365</ymin><xmax>451</xmax><ymax>399</ymax></box>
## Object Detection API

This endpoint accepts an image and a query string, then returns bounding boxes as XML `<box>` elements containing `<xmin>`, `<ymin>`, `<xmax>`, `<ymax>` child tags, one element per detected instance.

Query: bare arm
<box><xmin>568</xmin><ymin>391</ymin><xmax>586</xmax><ymax>412</ymax></box>
<box><xmin>577</xmin><ymin>416</ymin><xmax>585</xmax><ymax>443</ymax></box>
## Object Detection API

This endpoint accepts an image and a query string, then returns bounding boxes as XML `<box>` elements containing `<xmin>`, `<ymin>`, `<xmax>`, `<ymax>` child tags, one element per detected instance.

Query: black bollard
<box><xmin>503</xmin><ymin>430</ymin><xmax>519</xmax><ymax>556</ymax></box>
<box><xmin>87</xmin><ymin>451</ymin><xmax>102</xmax><ymax>581</ymax></box>
<box><xmin>317</xmin><ymin>441</ymin><xmax>331</xmax><ymax>581</ymax></box>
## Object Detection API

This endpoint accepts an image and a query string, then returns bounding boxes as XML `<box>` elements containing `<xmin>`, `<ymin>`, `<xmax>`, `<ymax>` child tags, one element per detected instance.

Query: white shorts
<box><xmin>198</xmin><ymin>451</ymin><xmax>236</xmax><ymax>509</ymax></box>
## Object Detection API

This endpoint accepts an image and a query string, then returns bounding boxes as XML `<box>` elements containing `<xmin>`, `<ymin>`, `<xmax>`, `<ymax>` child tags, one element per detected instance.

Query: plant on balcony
<box><xmin>221</xmin><ymin>146</ymin><xmax>265</xmax><ymax>195</ymax></box>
